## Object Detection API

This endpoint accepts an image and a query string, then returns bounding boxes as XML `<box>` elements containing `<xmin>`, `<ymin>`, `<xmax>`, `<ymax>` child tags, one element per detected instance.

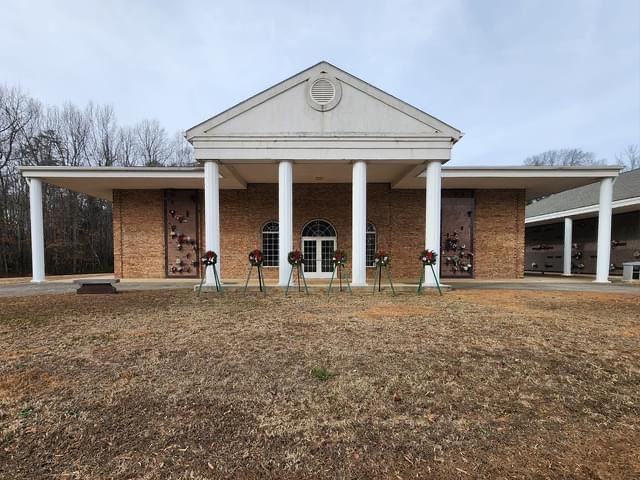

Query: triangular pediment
<box><xmin>186</xmin><ymin>61</ymin><xmax>461</xmax><ymax>140</ymax></box>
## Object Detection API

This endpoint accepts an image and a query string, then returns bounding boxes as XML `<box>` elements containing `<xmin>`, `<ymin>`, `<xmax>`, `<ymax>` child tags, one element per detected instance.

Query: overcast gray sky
<box><xmin>2</xmin><ymin>0</ymin><xmax>639</xmax><ymax>166</ymax></box>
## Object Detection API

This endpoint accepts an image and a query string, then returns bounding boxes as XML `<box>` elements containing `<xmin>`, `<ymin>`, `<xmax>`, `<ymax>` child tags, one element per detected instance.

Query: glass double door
<box><xmin>302</xmin><ymin>237</ymin><xmax>336</xmax><ymax>278</ymax></box>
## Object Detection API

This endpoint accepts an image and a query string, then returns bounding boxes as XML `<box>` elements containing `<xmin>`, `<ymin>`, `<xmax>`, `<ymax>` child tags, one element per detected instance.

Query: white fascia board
<box><xmin>190</xmin><ymin>134</ymin><xmax>452</xmax><ymax>140</ymax></box>
<box><xmin>525</xmin><ymin>196</ymin><xmax>640</xmax><ymax>225</ymax></box>
<box><xmin>191</xmin><ymin>137</ymin><xmax>453</xmax><ymax>162</ymax></box>
<box><xmin>20</xmin><ymin>167</ymin><xmax>207</xmax><ymax>179</ymax></box>
<box><xmin>194</xmin><ymin>147</ymin><xmax>452</xmax><ymax>162</ymax></box>
<box><xmin>190</xmin><ymin>135</ymin><xmax>452</xmax><ymax>146</ymax></box>
<box><xmin>439</xmin><ymin>166</ymin><xmax>621</xmax><ymax>179</ymax></box>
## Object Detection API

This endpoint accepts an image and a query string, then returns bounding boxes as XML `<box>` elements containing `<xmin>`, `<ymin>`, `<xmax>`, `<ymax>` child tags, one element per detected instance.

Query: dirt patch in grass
<box><xmin>0</xmin><ymin>368</ymin><xmax>61</xmax><ymax>401</ymax></box>
<box><xmin>362</xmin><ymin>304</ymin><xmax>434</xmax><ymax>319</ymax></box>
<box><xmin>0</xmin><ymin>289</ymin><xmax>638</xmax><ymax>479</ymax></box>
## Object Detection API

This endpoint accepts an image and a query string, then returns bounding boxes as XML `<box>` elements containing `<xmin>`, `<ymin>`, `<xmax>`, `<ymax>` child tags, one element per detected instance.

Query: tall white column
<box><xmin>204</xmin><ymin>160</ymin><xmax>220</xmax><ymax>285</ymax></box>
<box><xmin>594</xmin><ymin>177</ymin><xmax>614</xmax><ymax>283</ymax></box>
<box><xmin>424</xmin><ymin>161</ymin><xmax>442</xmax><ymax>286</ymax></box>
<box><xmin>278</xmin><ymin>160</ymin><xmax>293</xmax><ymax>286</ymax></box>
<box><xmin>29</xmin><ymin>178</ymin><xmax>45</xmax><ymax>283</ymax></box>
<box><xmin>563</xmin><ymin>217</ymin><xmax>573</xmax><ymax>276</ymax></box>
<box><xmin>352</xmin><ymin>161</ymin><xmax>367</xmax><ymax>286</ymax></box>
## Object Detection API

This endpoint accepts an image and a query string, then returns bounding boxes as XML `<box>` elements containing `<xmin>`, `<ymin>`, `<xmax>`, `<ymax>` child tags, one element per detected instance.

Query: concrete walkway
<box><xmin>0</xmin><ymin>273</ymin><xmax>638</xmax><ymax>297</ymax></box>
<box><xmin>448</xmin><ymin>279</ymin><xmax>640</xmax><ymax>294</ymax></box>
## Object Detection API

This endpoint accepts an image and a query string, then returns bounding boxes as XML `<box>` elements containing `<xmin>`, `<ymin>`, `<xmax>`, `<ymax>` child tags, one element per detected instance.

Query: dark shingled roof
<box><xmin>526</xmin><ymin>168</ymin><xmax>640</xmax><ymax>218</ymax></box>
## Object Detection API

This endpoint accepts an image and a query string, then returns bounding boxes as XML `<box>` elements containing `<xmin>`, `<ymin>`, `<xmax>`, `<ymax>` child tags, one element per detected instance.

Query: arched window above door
<box><xmin>302</xmin><ymin>219</ymin><xmax>336</xmax><ymax>237</ymax></box>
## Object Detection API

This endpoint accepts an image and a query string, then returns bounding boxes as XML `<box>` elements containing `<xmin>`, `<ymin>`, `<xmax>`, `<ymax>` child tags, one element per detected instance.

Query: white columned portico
<box><xmin>278</xmin><ymin>160</ymin><xmax>293</xmax><ymax>286</ymax></box>
<box><xmin>594</xmin><ymin>177</ymin><xmax>614</xmax><ymax>283</ymax></box>
<box><xmin>424</xmin><ymin>161</ymin><xmax>442</xmax><ymax>286</ymax></box>
<box><xmin>351</xmin><ymin>160</ymin><xmax>367</xmax><ymax>286</ymax></box>
<box><xmin>562</xmin><ymin>217</ymin><xmax>573</xmax><ymax>276</ymax></box>
<box><xmin>203</xmin><ymin>160</ymin><xmax>220</xmax><ymax>285</ymax></box>
<box><xmin>29</xmin><ymin>178</ymin><xmax>45</xmax><ymax>283</ymax></box>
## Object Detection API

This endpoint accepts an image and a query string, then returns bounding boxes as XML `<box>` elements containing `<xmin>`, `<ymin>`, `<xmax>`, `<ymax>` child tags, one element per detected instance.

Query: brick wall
<box><xmin>389</xmin><ymin>189</ymin><xmax>424</xmax><ymax>280</ymax></box>
<box><xmin>112</xmin><ymin>191</ymin><xmax>123</xmax><ymax>278</ymax></box>
<box><xmin>112</xmin><ymin>189</ymin><xmax>165</xmax><ymax>279</ymax></box>
<box><xmin>474</xmin><ymin>189</ymin><xmax>526</xmax><ymax>279</ymax></box>
<box><xmin>114</xmin><ymin>186</ymin><xmax>526</xmax><ymax>281</ymax></box>
<box><xmin>215</xmin><ymin>184</ymin><xmax>415</xmax><ymax>281</ymax></box>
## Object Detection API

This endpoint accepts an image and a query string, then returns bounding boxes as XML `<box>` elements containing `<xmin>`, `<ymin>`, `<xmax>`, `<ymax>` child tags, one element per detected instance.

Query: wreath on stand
<box><xmin>248</xmin><ymin>249</ymin><xmax>264</xmax><ymax>266</ymax></box>
<box><xmin>332</xmin><ymin>250</ymin><xmax>347</xmax><ymax>266</ymax></box>
<box><xmin>419</xmin><ymin>249</ymin><xmax>437</xmax><ymax>266</ymax></box>
<box><xmin>372</xmin><ymin>250</ymin><xmax>395</xmax><ymax>295</ymax></box>
<box><xmin>328</xmin><ymin>250</ymin><xmax>351</xmax><ymax>294</ymax></box>
<box><xmin>418</xmin><ymin>249</ymin><xmax>442</xmax><ymax>295</ymax></box>
<box><xmin>373</xmin><ymin>250</ymin><xmax>390</xmax><ymax>267</ymax></box>
<box><xmin>197</xmin><ymin>250</ymin><xmax>222</xmax><ymax>295</ymax></box>
<box><xmin>288</xmin><ymin>250</ymin><xmax>304</xmax><ymax>266</ymax></box>
<box><xmin>244</xmin><ymin>249</ymin><xmax>266</xmax><ymax>293</ymax></box>
<box><xmin>201</xmin><ymin>250</ymin><xmax>218</xmax><ymax>266</ymax></box>
<box><xmin>286</xmin><ymin>250</ymin><xmax>308</xmax><ymax>295</ymax></box>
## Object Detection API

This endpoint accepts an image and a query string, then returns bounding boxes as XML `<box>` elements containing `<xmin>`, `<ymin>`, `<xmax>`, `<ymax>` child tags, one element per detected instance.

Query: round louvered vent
<box><xmin>306</xmin><ymin>75</ymin><xmax>342</xmax><ymax>111</ymax></box>
<box><xmin>310</xmin><ymin>78</ymin><xmax>336</xmax><ymax>105</ymax></box>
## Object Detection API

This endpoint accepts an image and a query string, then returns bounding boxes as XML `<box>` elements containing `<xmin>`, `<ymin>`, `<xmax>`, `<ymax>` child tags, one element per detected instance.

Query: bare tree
<box><xmin>0</xmin><ymin>85</ymin><xmax>40</xmax><ymax>172</ymax></box>
<box><xmin>116</xmin><ymin>126</ymin><xmax>137</xmax><ymax>166</ymax></box>
<box><xmin>615</xmin><ymin>144</ymin><xmax>639</xmax><ymax>171</ymax></box>
<box><xmin>524</xmin><ymin>148</ymin><xmax>604</xmax><ymax>167</ymax></box>
<box><xmin>90</xmin><ymin>104</ymin><xmax>119</xmax><ymax>166</ymax></box>
<box><xmin>134</xmin><ymin>119</ymin><xmax>171</xmax><ymax>166</ymax></box>
<box><xmin>55</xmin><ymin>103</ymin><xmax>93</xmax><ymax>167</ymax></box>
<box><xmin>19</xmin><ymin>128</ymin><xmax>65</xmax><ymax>166</ymax></box>
<box><xmin>168</xmin><ymin>132</ymin><xmax>194</xmax><ymax>166</ymax></box>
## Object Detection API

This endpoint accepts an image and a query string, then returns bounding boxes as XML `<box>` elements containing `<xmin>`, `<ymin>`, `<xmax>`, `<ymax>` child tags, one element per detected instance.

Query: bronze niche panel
<box><xmin>441</xmin><ymin>192</ymin><xmax>474</xmax><ymax>278</ymax></box>
<box><xmin>164</xmin><ymin>190</ymin><xmax>200</xmax><ymax>278</ymax></box>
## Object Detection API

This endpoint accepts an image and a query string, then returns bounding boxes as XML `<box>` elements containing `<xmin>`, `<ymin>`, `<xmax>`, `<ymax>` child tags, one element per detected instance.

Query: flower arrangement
<box><xmin>332</xmin><ymin>249</ymin><xmax>347</xmax><ymax>266</ymax></box>
<box><xmin>287</xmin><ymin>250</ymin><xmax>304</xmax><ymax>265</ymax></box>
<box><xmin>419</xmin><ymin>249</ymin><xmax>437</xmax><ymax>266</ymax></box>
<box><xmin>201</xmin><ymin>250</ymin><xmax>218</xmax><ymax>266</ymax></box>
<box><xmin>248</xmin><ymin>249</ymin><xmax>264</xmax><ymax>266</ymax></box>
<box><xmin>443</xmin><ymin>229</ymin><xmax>473</xmax><ymax>274</ymax></box>
<box><xmin>374</xmin><ymin>250</ymin><xmax>390</xmax><ymax>266</ymax></box>
<box><xmin>444</xmin><ymin>247</ymin><xmax>473</xmax><ymax>273</ymax></box>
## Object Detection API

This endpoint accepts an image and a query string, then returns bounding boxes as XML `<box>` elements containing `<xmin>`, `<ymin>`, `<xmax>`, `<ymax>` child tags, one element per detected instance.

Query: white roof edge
<box><xmin>525</xmin><ymin>195</ymin><xmax>640</xmax><ymax>224</ymax></box>
<box><xmin>20</xmin><ymin>166</ymin><xmax>204</xmax><ymax>179</ymax></box>
<box><xmin>443</xmin><ymin>165</ymin><xmax>622</xmax><ymax>171</ymax></box>
<box><xmin>20</xmin><ymin>166</ymin><xmax>203</xmax><ymax>172</ymax></box>
<box><xmin>20</xmin><ymin>165</ymin><xmax>622</xmax><ymax>179</ymax></box>
<box><xmin>440</xmin><ymin>165</ymin><xmax>621</xmax><ymax>178</ymax></box>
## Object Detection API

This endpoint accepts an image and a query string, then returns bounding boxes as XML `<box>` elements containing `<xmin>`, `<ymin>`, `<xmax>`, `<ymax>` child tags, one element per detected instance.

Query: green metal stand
<box><xmin>372</xmin><ymin>263</ymin><xmax>395</xmax><ymax>296</ymax></box>
<box><xmin>417</xmin><ymin>264</ymin><xmax>442</xmax><ymax>296</ymax></box>
<box><xmin>197</xmin><ymin>263</ymin><xmax>223</xmax><ymax>296</ymax></box>
<box><xmin>327</xmin><ymin>264</ymin><xmax>352</xmax><ymax>295</ymax></box>
<box><xmin>285</xmin><ymin>263</ymin><xmax>308</xmax><ymax>296</ymax></box>
<box><xmin>243</xmin><ymin>264</ymin><xmax>267</xmax><ymax>295</ymax></box>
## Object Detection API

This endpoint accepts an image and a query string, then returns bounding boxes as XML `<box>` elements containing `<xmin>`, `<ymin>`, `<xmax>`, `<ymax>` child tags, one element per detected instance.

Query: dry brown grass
<box><xmin>0</xmin><ymin>289</ymin><xmax>638</xmax><ymax>479</ymax></box>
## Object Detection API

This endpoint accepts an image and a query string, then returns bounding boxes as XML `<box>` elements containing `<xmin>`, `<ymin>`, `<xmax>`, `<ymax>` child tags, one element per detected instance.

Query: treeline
<box><xmin>0</xmin><ymin>84</ymin><xmax>194</xmax><ymax>277</ymax></box>
<box><xmin>524</xmin><ymin>147</ymin><xmax>639</xmax><ymax>170</ymax></box>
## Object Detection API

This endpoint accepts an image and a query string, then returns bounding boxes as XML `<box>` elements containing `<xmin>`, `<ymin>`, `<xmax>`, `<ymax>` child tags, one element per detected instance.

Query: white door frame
<box><xmin>302</xmin><ymin>236</ymin><xmax>336</xmax><ymax>278</ymax></box>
